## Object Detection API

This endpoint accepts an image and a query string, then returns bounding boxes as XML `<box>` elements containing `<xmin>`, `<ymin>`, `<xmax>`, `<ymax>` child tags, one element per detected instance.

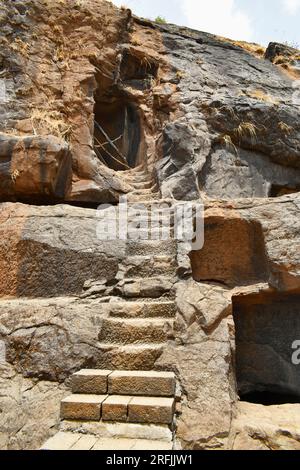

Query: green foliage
<box><xmin>155</xmin><ymin>16</ymin><xmax>167</xmax><ymax>24</ymax></box>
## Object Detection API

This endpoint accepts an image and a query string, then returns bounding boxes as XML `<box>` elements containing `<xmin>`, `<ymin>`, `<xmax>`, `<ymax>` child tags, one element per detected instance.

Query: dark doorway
<box><xmin>94</xmin><ymin>98</ymin><xmax>142</xmax><ymax>171</ymax></box>
<box><xmin>233</xmin><ymin>292</ymin><xmax>300</xmax><ymax>405</ymax></box>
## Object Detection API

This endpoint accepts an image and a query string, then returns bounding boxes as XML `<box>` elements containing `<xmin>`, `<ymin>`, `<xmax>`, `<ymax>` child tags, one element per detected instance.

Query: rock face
<box><xmin>0</xmin><ymin>0</ymin><xmax>300</xmax><ymax>451</ymax></box>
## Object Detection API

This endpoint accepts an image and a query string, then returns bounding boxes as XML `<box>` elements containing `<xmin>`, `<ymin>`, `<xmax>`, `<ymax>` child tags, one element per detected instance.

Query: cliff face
<box><xmin>0</xmin><ymin>0</ymin><xmax>300</xmax><ymax>450</ymax></box>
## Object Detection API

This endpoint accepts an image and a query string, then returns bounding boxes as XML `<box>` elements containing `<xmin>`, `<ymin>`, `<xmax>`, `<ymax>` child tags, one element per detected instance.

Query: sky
<box><xmin>111</xmin><ymin>0</ymin><xmax>300</xmax><ymax>46</ymax></box>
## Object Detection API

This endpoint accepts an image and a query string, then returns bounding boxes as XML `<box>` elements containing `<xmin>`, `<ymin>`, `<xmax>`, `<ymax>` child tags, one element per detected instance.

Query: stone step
<box><xmin>71</xmin><ymin>369</ymin><xmax>176</xmax><ymax>397</ymax></box>
<box><xmin>60</xmin><ymin>394</ymin><xmax>108</xmax><ymax>421</ymax></box>
<box><xmin>98</xmin><ymin>318</ymin><xmax>174</xmax><ymax>344</ymax></box>
<box><xmin>115</xmin><ymin>277</ymin><xmax>174</xmax><ymax>298</ymax></box>
<box><xmin>130</xmin><ymin>180</ymin><xmax>154</xmax><ymax>189</ymax></box>
<box><xmin>41</xmin><ymin>432</ymin><xmax>173</xmax><ymax>450</ymax></box>
<box><xmin>127</xmin><ymin>194</ymin><xmax>160</xmax><ymax>202</ymax></box>
<box><xmin>130</xmin><ymin>188</ymin><xmax>157</xmax><ymax>196</ymax></box>
<box><xmin>123</xmin><ymin>174</ymin><xmax>152</xmax><ymax>183</ymax></box>
<box><xmin>92</xmin><ymin>437</ymin><xmax>173</xmax><ymax>450</ymax></box>
<box><xmin>108</xmin><ymin>370</ymin><xmax>176</xmax><ymax>397</ymax></box>
<box><xmin>60</xmin><ymin>394</ymin><xmax>174</xmax><ymax>425</ymax></box>
<box><xmin>118</xmin><ymin>229</ymin><xmax>176</xmax><ymax>244</ymax></box>
<box><xmin>118</xmin><ymin>256</ymin><xmax>177</xmax><ymax>278</ymax></box>
<box><xmin>128</xmin><ymin>396</ymin><xmax>174</xmax><ymax>425</ymax></box>
<box><xmin>71</xmin><ymin>369</ymin><xmax>111</xmax><ymax>395</ymax></box>
<box><xmin>96</xmin><ymin>343</ymin><xmax>164</xmax><ymax>370</ymax></box>
<box><xmin>108</xmin><ymin>300</ymin><xmax>176</xmax><ymax>318</ymax></box>
<box><xmin>60</xmin><ymin>419</ymin><xmax>172</xmax><ymax>442</ymax></box>
<box><xmin>126</xmin><ymin>239</ymin><xmax>177</xmax><ymax>256</ymax></box>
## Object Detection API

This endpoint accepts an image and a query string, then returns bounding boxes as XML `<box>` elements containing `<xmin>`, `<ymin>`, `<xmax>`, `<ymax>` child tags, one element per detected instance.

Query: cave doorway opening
<box><xmin>94</xmin><ymin>98</ymin><xmax>142</xmax><ymax>171</ymax></box>
<box><xmin>233</xmin><ymin>292</ymin><xmax>300</xmax><ymax>406</ymax></box>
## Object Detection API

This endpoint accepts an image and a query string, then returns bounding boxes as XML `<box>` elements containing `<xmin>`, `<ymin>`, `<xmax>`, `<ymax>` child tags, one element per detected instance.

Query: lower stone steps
<box><xmin>71</xmin><ymin>369</ymin><xmax>176</xmax><ymax>397</ymax></box>
<box><xmin>41</xmin><ymin>367</ymin><xmax>177</xmax><ymax>450</ymax></box>
<box><xmin>61</xmin><ymin>394</ymin><xmax>174</xmax><ymax>424</ymax></box>
<box><xmin>41</xmin><ymin>432</ymin><xmax>173</xmax><ymax>450</ymax></box>
<box><xmin>60</xmin><ymin>420</ymin><xmax>172</xmax><ymax>442</ymax></box>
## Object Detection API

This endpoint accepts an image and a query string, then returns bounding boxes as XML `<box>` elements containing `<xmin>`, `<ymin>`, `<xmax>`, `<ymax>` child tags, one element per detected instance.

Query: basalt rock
<box><xmin>0</xmin><ymin>0</ymin><xmax>300</xmax><ymax>452</ymax></box>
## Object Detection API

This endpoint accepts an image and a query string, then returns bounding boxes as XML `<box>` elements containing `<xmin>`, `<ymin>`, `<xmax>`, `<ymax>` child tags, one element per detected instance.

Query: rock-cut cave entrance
<box><xmin>94</xmin><ymin>98</ymin><xmax>142</xmax><ymax>171</ymax></box>
<box><xmin>233</xmin><ymin>291</ymin><xmax>300</xmax><ymax>406</ymax></box>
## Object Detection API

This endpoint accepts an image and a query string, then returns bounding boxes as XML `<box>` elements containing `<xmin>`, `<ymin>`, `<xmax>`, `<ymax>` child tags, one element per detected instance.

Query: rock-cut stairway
<box><xmin>42</xmin><ymin>370</ymin><xmax>176</xmax><ymax>450</ymax></box>
<box><xmin>41</xmin><ymin>215</ymin><xmax>179</xmax><ymax>450</ymax></box>
<box><xmin>123</xmin><ymin>165</ymin><xmax>161</xmax><ymax>202</ymax></box>
<box><xmin>42</xmin><ymin>169</ymin><xmax>178</xmax><ymax>450</ymax></box>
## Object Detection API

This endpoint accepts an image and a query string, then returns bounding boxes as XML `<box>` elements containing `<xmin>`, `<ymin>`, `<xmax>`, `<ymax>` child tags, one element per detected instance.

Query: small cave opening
<box><xmin>233</xmin><ymin>291</ymin><xmax>300</xmax><ymax>406</ymax></box>
<box><xmin>92</xmin><ymin>49</ymin><xmax>158</xmax><ymax>172</ymax></box>
<box><xmin>94</xmin><ymin>97</ymin><xmax>143</xmax><ymax>171</ymax></box>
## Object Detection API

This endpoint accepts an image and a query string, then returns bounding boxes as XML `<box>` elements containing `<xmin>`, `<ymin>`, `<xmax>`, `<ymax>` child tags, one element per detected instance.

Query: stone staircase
<box><xmin>96</xmin><ymin>240</ymin><xmax>177</xmax><ymax>371</ymax></box>
<box><xmin>41</xmin><ymin>176</ymin><xmax>180</xmax><ymax>450</ymax></box>
<box><xmin>42</xmin><ymin>370</ymin><xmax>176</xmax><ymax>450</ymax></box>
<box><xmin>123</xmin><ymin>166</ymin><xmax>160</xmax><ymax>202</ymax></box>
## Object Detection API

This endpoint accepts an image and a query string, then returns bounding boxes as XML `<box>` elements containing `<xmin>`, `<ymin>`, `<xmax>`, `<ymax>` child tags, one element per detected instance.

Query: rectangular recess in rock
<box><xmin>128</xmin><ymin>396</ymin><xmax>175</xmax><ymax>424</ymax></box>
<box><xmin>233</xmin><ymin>292</ymin><xmax>300</xmax><ymax>405</ymax></box>
<box><xmin>102</xmin><ymin>395</ymin><xmax>132</xmax><ymax>422</ymax></box>
<box><xmin>71</xmin><ymin>369</ymin><xmax>112</xmax><ymax>394</ymax></box>
<box><xmin>60</xmin><ymin>394</ymin><xmax>108</xmax><ymax>421</ymax></box>
<box><xmin>108</xmin><ymin>370</ymin><xmax>176</xmax><ymax>397</ymax></box>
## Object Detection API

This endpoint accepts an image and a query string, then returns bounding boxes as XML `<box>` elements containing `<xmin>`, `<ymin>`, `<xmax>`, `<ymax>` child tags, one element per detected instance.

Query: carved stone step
<box><xmin>60</xmin><ymin>419</ymin><xmax>173</xmax><ymax>443</ymax></box>
<box><xmin>41</xmin><ymin>432</ymin><xmax>173</xmax><ymax>450</ymax></box>
<box><xmin>60</xmin><ymin>394</ymin><xmax>174</xmax><ymax>425</ymax></box>
<box><xmin>117</xmin><ymin>256</ymin><xmax>177</xmax><ymax>278</ymax></box>
<box><xmin>127</xmin><ymin>194</ymin><xmax>160</xmax><ymax>202</ymax></box>
<box><xmin>108</xmin><ymin>370</ymin><xmax>176</xmax><ymax>397</ymax></box>
<box><xmin>71</xmin><ymin>369</ymin><xmax>111</xmax><ymax>395</ymax></box>
<box><xmin>71</xmin><ymin>369</ymin><xmax>176</xmax><ymax>397</ymax></box>
<box><xmin>98</xmin><ymin>318</ymin><xmax>174</xmax><ymax>344</ymax></box>
<box><xmin>96</xmin><ymin>343</ymin><xmax>164</xmax><ymax>370</ymax></box>
<box><xmin>126</xmin><ymin>239</ymin><xmax>177</xmax><ymax>256</ymax></box>
<box><xmin>130</xmin><ymin>180</ymin><xmax>154</xmax><ymax>189</ymax></box>
<box><xmin>60</xmin><ymin>395</ymin><xmax>108</xmax><ymax>421</ymax></box>
<box><xmin>128</xmin><ymin>397</ymin><xmax>174</xmax><ymax>425</ymax></box>
<box><xmin>108</xmin><ymin>300</ymin><xmax>176</xmax><ymax>318</ymax></box>
<box><xmin>115</xmin><ymin>277</ymin><xmax>174</xmax><ymax>298</ymax></box>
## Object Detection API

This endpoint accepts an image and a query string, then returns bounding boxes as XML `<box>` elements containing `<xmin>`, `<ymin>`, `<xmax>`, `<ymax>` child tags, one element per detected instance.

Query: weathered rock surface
<box><xmin>0</xmin><ymin>0</ymin><xmax>300</xmax><ymax>453</ymax></box>
<box><xmin>230</xmin><ymin>402</ymin><xmax>300</xmax><ymax>450</ymax></box>
<box><xmin>0</xmin><ymin>363</ymin><xmax>68</xmax><ymax>450</ymax></box>
<box><xmin>0</xmin><ymin>203</ymin><xmax>125</xmax><ymax>297</ymax></box>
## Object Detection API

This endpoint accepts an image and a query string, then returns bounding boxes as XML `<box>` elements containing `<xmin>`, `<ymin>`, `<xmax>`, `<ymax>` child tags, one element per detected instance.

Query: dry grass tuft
<box><xmin>30</xmin><ymin>109</ymin><xmax>71</xmax><ymax>140</ymax></box>
<box><xmin>278</xmin><ymin>121</ymin><xmax>293</xmax><ymax>134</ymax></box>
<box><xmin>234</xmin><ymin>122</ymin><xmax>258</xmax><ymax>144</ymax></box>
<box><xmin>219</xmin><ymin>37</ymin><xmax>266</xmax><ymax>58</ymax></box>
<box><xmin>244</xmin><ymin>89</ymin><xmax>279</xmax><ymax>105</ymax></box>
<box><xmin>218</xmin><ymin>134</ymin><xmax>238</xmax><ymax>153</ymax></box>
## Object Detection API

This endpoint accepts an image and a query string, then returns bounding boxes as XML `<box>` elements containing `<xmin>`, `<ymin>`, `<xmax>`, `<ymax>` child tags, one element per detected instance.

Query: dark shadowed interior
<box><xmin>233</xmin><ymin>292</ymin><xmax>300</xmax><ymax>405</ymax></box>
